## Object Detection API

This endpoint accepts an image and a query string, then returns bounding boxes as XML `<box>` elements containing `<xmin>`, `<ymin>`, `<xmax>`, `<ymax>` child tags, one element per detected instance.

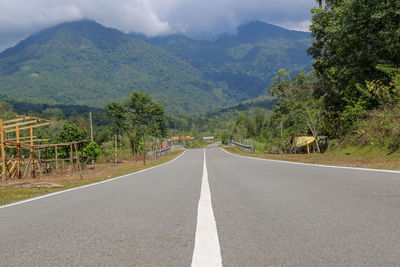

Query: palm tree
<box><xmin>316</xmin><ymin>0</ymin><xmax>323</xmax><ymax>8</ymax></box>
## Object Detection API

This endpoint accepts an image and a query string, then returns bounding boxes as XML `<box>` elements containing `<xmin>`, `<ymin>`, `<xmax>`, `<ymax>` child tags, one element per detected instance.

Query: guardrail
<box><xmin>231</xmin><ymin>140</ymin><xmax>254</xmax><ymax>152</ymax></box>
<box><xmin>160</xmin><ymin>147</ymin><xmax>171</xmax><ymax>155</ymax></box>
<box><xmin>147</xmin><ymin>147</ymin><xmax>171</xmax><ymax>156</ymax></box>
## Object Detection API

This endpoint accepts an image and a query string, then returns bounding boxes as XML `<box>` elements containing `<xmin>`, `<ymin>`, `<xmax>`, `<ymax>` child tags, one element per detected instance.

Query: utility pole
<box><xmin>89</xmin><ymin>112</ymin><xmax>94</xmax><ymax>142</ymax></box>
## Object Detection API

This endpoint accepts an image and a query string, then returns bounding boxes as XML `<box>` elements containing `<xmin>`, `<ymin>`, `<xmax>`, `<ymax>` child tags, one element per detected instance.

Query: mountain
<box><xmin>0</xmin><ymin>20</ymin><xmax>236</xmax><ymax>114</ymax></box>
<box><xmin>0</xmin><ymin>20</ymin><xmax>312</xmax><ymax>114</ymax></box>
<box><xmin>144</xmin><ymin>21</ymin><xmax>312</xmax><ymax>99</ymax></box>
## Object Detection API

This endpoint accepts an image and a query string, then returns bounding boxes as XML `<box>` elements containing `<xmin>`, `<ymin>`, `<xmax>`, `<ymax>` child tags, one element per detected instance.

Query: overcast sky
<box><xmin>0</xmin><ymin>0</ymin><xmax>318</xmax><ymax>51</ymax></box>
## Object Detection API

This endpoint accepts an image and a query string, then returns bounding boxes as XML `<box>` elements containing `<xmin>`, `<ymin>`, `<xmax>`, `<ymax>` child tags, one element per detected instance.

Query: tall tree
<box><xmin>308</xmin><ymin>0</ymin><xmax>400</xmax><ymax>114</ymax></box>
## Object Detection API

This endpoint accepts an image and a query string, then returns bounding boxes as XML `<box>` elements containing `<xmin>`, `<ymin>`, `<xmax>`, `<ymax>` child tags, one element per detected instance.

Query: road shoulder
<box><xmin>220</xmin><ymin>145</ymin><xmax>400</xmax><ymax>173</ymax></box>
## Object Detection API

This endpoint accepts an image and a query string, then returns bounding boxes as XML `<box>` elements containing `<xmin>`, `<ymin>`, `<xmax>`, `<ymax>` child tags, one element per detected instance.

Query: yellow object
<box><xmin>294</xmin><ymin>136</ymin><xmax>315</xmax><ymax>147</ymax></box>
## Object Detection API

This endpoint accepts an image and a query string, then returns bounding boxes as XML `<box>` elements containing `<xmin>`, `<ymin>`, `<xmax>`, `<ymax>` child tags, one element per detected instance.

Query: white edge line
<box><xmin>0</xmin><ymin>150</ymin><xmax>187</xmax><ymax>210</ymax></box>
<box><xmin>220</xmin><ymin>147</ymin><xmax>400</xmax><ymax>174</ymax></box>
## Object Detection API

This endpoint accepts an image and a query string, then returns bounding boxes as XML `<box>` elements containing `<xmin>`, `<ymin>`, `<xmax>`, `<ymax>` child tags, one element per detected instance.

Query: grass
<box><xmin>0</xmin><ymin>150</ymin><xmax>184</xmax><ymax>206</ymax></box>
<box><xmin>221</xmin><ymin>145</ymin><xmax>400</xmax><ymax>171</ymax></box>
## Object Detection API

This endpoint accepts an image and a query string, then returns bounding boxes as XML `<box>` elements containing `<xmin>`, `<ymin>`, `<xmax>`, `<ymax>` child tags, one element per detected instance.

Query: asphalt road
<box><xmin>1</xmin><ymin>146</ymin><xmax>400</xmax><ymax>266</ymax></box>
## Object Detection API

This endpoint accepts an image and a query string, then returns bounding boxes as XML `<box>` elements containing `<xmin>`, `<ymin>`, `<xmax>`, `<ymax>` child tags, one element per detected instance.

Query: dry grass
<box><xmin>222</xmin><ymin>146</ymin><xmax>400</xmax><ymax>171</ymax></box>
<box><xmin>0</xmin><ymin>150</ymin><xmax>184</xmax><ymax>206</ymax></box>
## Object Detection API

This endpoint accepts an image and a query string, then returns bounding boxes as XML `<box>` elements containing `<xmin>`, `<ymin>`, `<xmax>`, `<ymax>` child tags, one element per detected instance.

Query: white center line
<box><xmin>191</xmin><ymin>149</ymin><xmax>223</xmax><ymax>267</ymax></box>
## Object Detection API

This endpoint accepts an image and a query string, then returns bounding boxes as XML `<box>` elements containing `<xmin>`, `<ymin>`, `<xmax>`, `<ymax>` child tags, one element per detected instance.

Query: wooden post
<box><xmin>37</xmin><ymin>149</ymin><xmax>42</xmax><ymax>177</ymax></box>
<box><xmin>307</xmin><ymin>144</ymin><xmax>310</xmax><ymax>154</ymax></box>
<box><xmin>55</xmin><ymin>146</ymin><xmax>58</xmax><ymax>171</ymax></box>
<box><xmin>30</xmin><ymin>126</ymin><xmax>35</xmax><ymax>178</ymax></box>
<box><xmin>74</xmin><ymin>143</ymin><xmax>83</xmax><ymax>180</ymax></box>
<box><xmin>16</xmin><ymin>125</ymin><xmax>21</xmax><ymax>179</ymax></box>
<box><xmin>114</xmin><ymin>134</ymin><xmax>118</xmax><ymax>173</ymax></box>
<box><xmin>0</xmin><ymin>119</ymin><xmax>5</xmax><ymax>182</ymax></box>
<box><xmin>70</xmin><ymin>144</ymin><xmax>74</xmax><ymax>170</ymax></box>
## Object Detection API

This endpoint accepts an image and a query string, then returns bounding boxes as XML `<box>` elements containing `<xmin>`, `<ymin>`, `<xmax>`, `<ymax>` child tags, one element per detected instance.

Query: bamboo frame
<box><xmin>0</xmin><ymin>114</ymin><xmax>91</xmax><ymax>181</ymax></box>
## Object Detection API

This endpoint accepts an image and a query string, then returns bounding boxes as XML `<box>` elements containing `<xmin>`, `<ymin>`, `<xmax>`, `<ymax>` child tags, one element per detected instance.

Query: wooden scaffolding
<box><xmin>0</xmin><ymin>115</ymin><xmax>88</xmax><ymax>182</ymax></box>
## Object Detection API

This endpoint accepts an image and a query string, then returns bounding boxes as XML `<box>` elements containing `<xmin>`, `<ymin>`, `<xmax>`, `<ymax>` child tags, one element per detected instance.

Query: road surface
<box><xmin>1</xmin><ymin>145</ymin><xmax>400</xmax><ymax>266</ymax></box>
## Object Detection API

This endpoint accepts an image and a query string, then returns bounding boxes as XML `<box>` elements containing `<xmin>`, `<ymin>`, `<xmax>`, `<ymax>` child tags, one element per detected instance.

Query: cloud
<box><xmin>0</xmin><ymin>0</ymin><xmax>317</xmax><ymax>50</ymax></box>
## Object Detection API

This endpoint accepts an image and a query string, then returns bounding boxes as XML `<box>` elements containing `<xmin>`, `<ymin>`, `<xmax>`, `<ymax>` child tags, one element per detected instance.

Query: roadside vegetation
<box><xmin>217</xmin><ymin>0</ymin><xmax>400</xmax><ymax>163</ymax></box>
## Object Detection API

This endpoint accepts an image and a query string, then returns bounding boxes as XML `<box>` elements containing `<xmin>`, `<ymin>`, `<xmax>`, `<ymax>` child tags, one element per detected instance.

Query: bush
<box><xmin>345</xmin><ymin>105</ymin><xmax>400</xmax><ymax>154</ymax></box>
<box><xmin>84</xmin><ymin>142</ymin><xmax>101</xmax><ymax>160</ymax></box>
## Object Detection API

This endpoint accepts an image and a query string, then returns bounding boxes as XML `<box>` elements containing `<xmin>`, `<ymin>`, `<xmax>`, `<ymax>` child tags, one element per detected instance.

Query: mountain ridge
<box><xmin>0</xmin><ymin>20</ymin><xmax>312</xmax><ymax>114</ymax></box>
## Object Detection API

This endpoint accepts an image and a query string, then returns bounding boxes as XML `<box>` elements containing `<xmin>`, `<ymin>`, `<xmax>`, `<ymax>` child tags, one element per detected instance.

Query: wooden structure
<box><xmin>290</xmin><ymin>135</ymin><xmax>318</xmax><ymax>154</ymax></box>
<box><xmin>0</xmin><ymin>115</ymin><xmax>88</xmax><ymax>182</ymax></box>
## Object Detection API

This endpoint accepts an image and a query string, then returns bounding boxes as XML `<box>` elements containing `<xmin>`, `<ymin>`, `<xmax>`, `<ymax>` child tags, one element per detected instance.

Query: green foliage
<box><xmin>342</xmin><ymin>105</ymin><xmax>400</xmax><ymax>154</ymax></box>
<box><xmin>270</xmin><ymin>71</ymin><xmax>324</xmax><ymax>142</ymax></box>
<box><xmin>309</xmin><ymin>0</ymin><xmax>400</xmax><ymax>113</ymax></box>
<box><xmin>84</xmin><ymin>142</ymin><xmax>101</xmax><ymax>160</ymax></box>
<box><xmin>125</xmin><ymin>91</ymin><xmax>168</xmax><ymax>138</ymax></box>
<box><xmin>56</xmin><ymin>123</ymin><xmax>88</xmax><ymax>143</ymax></box>
<box><xmin>105</xmin><ymin>91</ymin><xmax>168</xmax><ymax>154</ymax></box>
<box><xmin>220</xmin><ymin>130</ymin><xmax>232</xmax><ymax>145</ymax></box>
<box><xmin>105</xmin><ymin>101</ymin><xmax>129</xmax><ymax>135</ymax></box>
<box><xmin>54</xmin><ymin>123</ymin><xmax>88</xmax><ymax>158</ymax></box>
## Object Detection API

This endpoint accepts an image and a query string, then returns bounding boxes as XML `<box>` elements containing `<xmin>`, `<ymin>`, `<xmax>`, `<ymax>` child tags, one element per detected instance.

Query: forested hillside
<box><xmin>0</xmin><ymin>21</ymin><xmax>232</xmax><ymax>114</ymax></box>
<box><xmin>146</xmin><ymin>21</ymin><xmax>312</xmax><ymax>99</ymax></box>
<box><xmin>0</xmin><ymin>20</ymin><xmax>312</xmax><ymax>114</ymax></box>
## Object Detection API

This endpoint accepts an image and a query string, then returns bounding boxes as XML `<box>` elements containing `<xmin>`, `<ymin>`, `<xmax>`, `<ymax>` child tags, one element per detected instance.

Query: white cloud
<box><xmin>0</xmin><ymin>0</ymin><xmax>317</xmax><ymax>50</ymax></box>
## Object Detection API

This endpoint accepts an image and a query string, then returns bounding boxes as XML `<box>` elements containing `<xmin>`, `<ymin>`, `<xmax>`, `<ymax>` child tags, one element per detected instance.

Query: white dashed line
<box><xmin>191</xmin><ymin>149</ymin><xmax>223</xmax><ymax>267</ymax></box>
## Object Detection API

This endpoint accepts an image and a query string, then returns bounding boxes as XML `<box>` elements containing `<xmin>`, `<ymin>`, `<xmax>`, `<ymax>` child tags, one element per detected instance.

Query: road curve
<box><xmin>1</xmin><ymin>146</ymin><xmax>400</xmax><ymax>266</ymax></box>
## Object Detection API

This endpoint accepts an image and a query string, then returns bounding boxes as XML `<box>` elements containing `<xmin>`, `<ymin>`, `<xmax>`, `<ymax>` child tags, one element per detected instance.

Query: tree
<box><xmin>0</xmin><ymin>102</ymin><xmax>17</xmax><ymax>121</ymax></box>
<box><xmin>105</xmin><ymin>92</ymin><xmax>168</xmax><ymax>160</ymax></box>
<box><xmin>105</xmin><ymin>102</ymin><xmax>129</xmax><ymax>136</ymax></box>
<box><xmin>308</xmin><ymin>0</ymin><xmax>400</xmax><ymax>115</ymax></box>
<box><xmin>270</xmin><ymin>70</ymin><xmax>324</xmax><ymax>152</ymax></box>
<box><xmin>56</xmin><ymin>123</ymin><xmax>88</xmax><ymax>158</ymax></box>
<box><xmin>57</xmin><ymin>123</ymin><xmax>88</xmax><ymax>143</ymax></box>
<box><xmin>125</xmin><ymin>91</ymin><xmax>168</xmax><ymax>140</ymax></box>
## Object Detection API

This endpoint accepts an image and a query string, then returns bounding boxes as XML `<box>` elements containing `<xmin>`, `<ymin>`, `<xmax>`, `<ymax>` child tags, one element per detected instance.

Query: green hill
<box><xmin>0</xmin><ymin>21</ymin><xmax>236</xmax><ymax>114</ymax></box>
<box><xmin>0</xmin><ymin>20</ymin><xmax>312</xmax><ymax>114</ymax></box>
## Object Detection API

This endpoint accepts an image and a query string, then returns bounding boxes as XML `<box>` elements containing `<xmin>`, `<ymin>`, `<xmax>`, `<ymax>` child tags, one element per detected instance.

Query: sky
<box><xmin>0</xmin><ymin>0</ymin><xmax>318</xmax><ymax>51</ymax></box>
